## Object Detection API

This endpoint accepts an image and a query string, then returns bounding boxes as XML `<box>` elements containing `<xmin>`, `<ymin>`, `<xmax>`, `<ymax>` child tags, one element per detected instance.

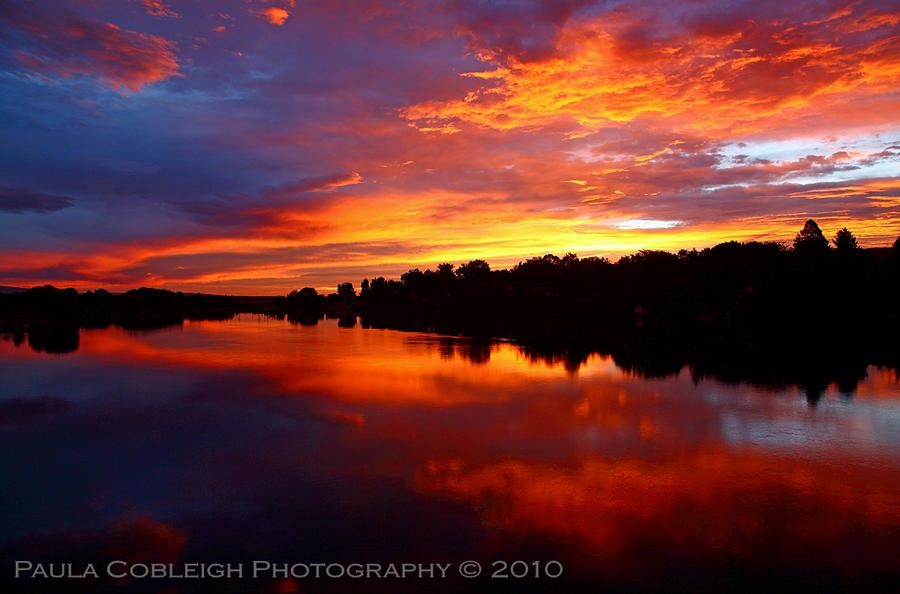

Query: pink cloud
<box><xmin>139</xmin><ymin>0</ymin><xmax>179</xmax><ymax>18</ymax></box>
<box><xmin>10</xmin><ymin>13</ymin><xmax>180</xmax><ymax>92</ymax></box>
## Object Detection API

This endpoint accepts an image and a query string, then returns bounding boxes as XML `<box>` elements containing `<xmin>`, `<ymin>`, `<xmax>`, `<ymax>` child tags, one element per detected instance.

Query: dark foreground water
<box><xmin>1</xmin><ymin>315</ymin><xmax>899</xmax><ymax>593</ymax></box>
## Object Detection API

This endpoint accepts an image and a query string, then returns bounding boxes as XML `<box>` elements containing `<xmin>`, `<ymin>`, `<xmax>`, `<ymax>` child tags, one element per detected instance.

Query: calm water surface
<box><xmin>2</xmin><ymin>315</ymin><xmax>899</xmax><ymax>592</ymax></box>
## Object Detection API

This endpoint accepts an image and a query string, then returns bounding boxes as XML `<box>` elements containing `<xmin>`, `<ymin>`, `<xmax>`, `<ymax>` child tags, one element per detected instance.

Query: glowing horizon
<box><xmin>1</xmin><ymin>0</ymin><xmax>899</xmax><ymax>295</ymax></box>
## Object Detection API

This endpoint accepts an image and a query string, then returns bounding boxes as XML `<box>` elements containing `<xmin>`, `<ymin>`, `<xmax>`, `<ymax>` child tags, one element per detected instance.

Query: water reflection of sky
<box><xmin>1</xmin><ymin>315</ymin><xmax>899</xmax><ymax>592</ymax></box>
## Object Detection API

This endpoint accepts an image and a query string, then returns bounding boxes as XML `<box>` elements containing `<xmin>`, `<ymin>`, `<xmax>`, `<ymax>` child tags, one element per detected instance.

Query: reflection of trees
<box><xmin>437</xmin><ymin>338</ymin><xmax>455</xmax><ymax>360</ymax></box>
<box><xmin>457</xmin><ymin>339</ymin><xmax>492</xmax><ymax>365</ymax></box>
<box><xmin>519</xmin><ymin>344</ymin><xmax>593</xmax><ymax>374</ymax></box>
<box><xmin>287</xmin><ymin>311</ymin><xmax>324</xmax><ymax>326</ymax></box>
<box><xmin>407</xmin><ymin>336</ymin><xmax>492</xmax><ymax>365</ymax></box>
<box><xmin>343</xmin><ymin>221</ymin><xmax>899</xmax><ymax>398</ymax></box>
<box><xmin>0</xmin><ymin>330</ymin><xmax>26</xmax><ymax>347</ymax></box>
<box><xmin>26</xmin><ymin>323</ymin><xmax>79</xmax><ymax>354</ymax></box>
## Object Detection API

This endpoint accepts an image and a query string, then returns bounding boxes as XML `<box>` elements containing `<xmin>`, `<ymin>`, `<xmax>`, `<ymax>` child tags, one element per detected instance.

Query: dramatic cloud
<box><xmin>404</xmin><ymin>3</ymin><xmax>900</xmax><ymax>138</ymax></box>
<box><xmin>4</xmin><ymin>4</ymin><xmax>180</xmax><ymax>91</ymax></box>
<box><xmin>139</xmin><ymin>0</ymin><xmax>179</xmax><ymax>18</ymax></box>
<box><xmin>0</xmin><ymin>0</ymin><xmax>897</xmax><ymax>293</ymax></box>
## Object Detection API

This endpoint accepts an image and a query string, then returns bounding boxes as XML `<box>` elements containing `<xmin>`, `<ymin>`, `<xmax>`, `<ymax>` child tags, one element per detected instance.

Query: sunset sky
<box><xmin>1</xmin><ymin>0</ymin><xmax>899</xmax><ymax>294</ymax></box>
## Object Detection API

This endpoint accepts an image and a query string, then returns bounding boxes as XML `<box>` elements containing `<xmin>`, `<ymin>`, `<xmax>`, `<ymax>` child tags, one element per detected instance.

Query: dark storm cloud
<box><xmin>0</xmin><ymin>186</ymin><xmax>73</xmax><ymax>213</ymax></box>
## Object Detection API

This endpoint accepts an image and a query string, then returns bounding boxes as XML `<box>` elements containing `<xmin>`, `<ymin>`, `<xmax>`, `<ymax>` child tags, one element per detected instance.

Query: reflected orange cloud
<box><xmin>64</xmin><ymin>321</ymin><xmax>584</xmax><ymax>406</ymax></box>
<box><xmin>101</xmin><ymin>516</ymin><xmax>187</xmax><ymax>564</ymax></box>
<box><xmin>413</xmin><ymin>450</ymin><xmax>900</xmax><ymax>575</ymax></box>
<box><xmin>5</xmin><ymin>315</ymin><xmax>898</xmax><ymax>579</ymax></box>
<box><xmin>14</xmin><ymin>515</ymin><xmax>188</xmax><ymax>570</ymax></box>
<box><xmin>4</xmin><ymin>312</ymin><xmax>900</xmax><ymax>582</ymax></box>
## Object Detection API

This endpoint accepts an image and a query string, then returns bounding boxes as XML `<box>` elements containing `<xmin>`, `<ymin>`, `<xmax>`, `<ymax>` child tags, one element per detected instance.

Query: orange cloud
<box><xmin>1</xmin><ymin>173</ymin><xmax>898</xmax><ymax>294</ymax></box>
<box><xmin>402</xmin><ymin>8</ymin><xmax>900</xmax><ymax>139</ymax></box>
<box><xmin>261</xmin><ymin>7</ymin><xmax>291</xmax><ymax>26</ymax></box>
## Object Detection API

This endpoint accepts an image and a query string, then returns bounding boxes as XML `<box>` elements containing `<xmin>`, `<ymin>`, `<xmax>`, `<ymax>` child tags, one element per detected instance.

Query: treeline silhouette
<box><xmin>277</xmin><ymin>221</ymin><xmax>900</xmax><ymax>399</ymax></box>
<box><xmin>2</xmin><ymin>221</ymin><xmax>899</xmax><ymax>399</ymax></box>
<box><xmin>0</xmin><ymin>287</ymin><xmax>253</xmax><ymax>353</ymax></box>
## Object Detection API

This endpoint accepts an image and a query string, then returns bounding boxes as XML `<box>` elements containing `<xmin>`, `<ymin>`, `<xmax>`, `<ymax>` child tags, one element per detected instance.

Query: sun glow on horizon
<box><xmin>0</xmin><ymin>0</ymin><xmax>898</xmax><ymax>293</ymax></box>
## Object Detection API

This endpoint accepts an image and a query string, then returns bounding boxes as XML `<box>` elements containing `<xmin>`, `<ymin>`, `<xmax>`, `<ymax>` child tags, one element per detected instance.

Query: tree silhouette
<box><xmin>337</xmin><ymin>282</ymin><xmax>355</xmax><ymax>298</ymax></box>
<box><xmin>793</xmin><ymin>219</ymin><xmax>829</xmax><ymax>252</ymax></box>
<box><xmin>456</xmin><ymin>259</ymin><xmax>490</xmax><ymax>282</ymax></box>
<box><xmin>832</xmin><ymin>227</ymin><xmax>859</xmax><ymax>251</ymax></box>
<box><xmin>893</xmin><ymin>236</ymin><xmax>900</xmax><ymax>272</ymax></box>
<box><xmin>4</xmin><ymin>230</ymin><xmax>900</xmax><ymax>395</ymax></box>
<box><xmin>286</xmin><ymin>287</ymin><xmax>323</xmax><ymax>310</ymax></box>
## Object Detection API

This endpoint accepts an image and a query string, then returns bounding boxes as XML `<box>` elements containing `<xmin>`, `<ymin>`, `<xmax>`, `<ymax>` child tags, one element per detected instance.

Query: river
<box><xmin>2</xmin><ymin>314</ymin><xmax>899</xmax><ymax>592</ymax></box>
